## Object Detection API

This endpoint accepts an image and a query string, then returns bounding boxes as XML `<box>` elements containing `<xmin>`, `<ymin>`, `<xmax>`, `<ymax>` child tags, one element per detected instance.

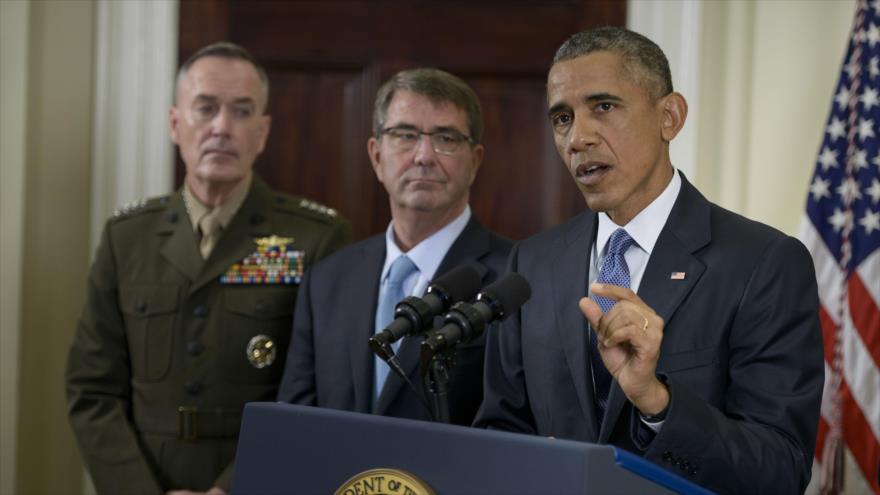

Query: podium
<box><xmin>232</xmin><ymin>402</ymin><xmax>713</xmax><ymax>494</ymax></box>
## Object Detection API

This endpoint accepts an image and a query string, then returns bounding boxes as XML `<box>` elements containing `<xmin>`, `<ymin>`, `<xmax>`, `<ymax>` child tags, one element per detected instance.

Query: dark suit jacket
<box><xmin>278</xmin><ymin>215</ymin><xmax>511</xmax><ymax>425</ymax></box>
<box><xmin>474</xmin><ymin>176</ymin><xmax>824</xmax><ymax>494</ymax></box>
<box><xmin>65</xmin><ymin>176</ymin><xmax>351</xmax><ymax>494</ymax></box>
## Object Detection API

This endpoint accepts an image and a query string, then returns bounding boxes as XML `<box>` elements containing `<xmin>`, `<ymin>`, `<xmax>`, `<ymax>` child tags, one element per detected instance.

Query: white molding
<box><xmin>0</xmin><ymin>2</ymin><xmax>30</xmax><ymax>492</ymax></box>
<box><xmin>91</xmin><ymin>0</ymin><xmax>178</xmax><ymax>252</ymax></box>
<box><xmin>627</xmin><ymin>0</ymin><xmax>703</xmax><ymax>178</ymax></box>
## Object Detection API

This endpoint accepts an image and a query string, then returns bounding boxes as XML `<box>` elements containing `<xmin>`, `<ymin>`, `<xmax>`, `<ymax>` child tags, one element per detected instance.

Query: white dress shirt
<box><xmin>588</xmin><ymin>169</ymin><xmax>682</xmax><ymax>431</ymax></box>
<box><xmin>380</xmin><ymin>205</ymin><xmax>472</xmax><ymax>304</ymax></box>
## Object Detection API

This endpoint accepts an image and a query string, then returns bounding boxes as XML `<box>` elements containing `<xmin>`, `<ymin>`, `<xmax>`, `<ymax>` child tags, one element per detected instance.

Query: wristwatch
<box><xmin>640</xmin><ymin>405</ymin><xmax>669</xmax><ymax>423</ymax></box>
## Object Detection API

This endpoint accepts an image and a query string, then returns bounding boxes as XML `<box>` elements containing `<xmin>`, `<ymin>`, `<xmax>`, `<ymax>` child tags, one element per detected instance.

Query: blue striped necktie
<box><xmin>373</xmin><ymin>255</ymin><xmax>418</xmax><ymax>408</ymax></box>
<box><xmin>590</xmin><ymin>228</ymin><xmax>636</xmax><ymax>419</ymax></box>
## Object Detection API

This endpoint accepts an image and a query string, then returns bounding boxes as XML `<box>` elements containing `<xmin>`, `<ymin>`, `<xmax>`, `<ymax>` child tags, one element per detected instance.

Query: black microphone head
<box><xmin>426</xmin><ymin>264</ymin><xmax>482</xmax><ymax>306</ymax></box>
<box><xmin>476</xmin><ymin>272</ymin><xmax>531</xmax><ymax>319</ymax></box>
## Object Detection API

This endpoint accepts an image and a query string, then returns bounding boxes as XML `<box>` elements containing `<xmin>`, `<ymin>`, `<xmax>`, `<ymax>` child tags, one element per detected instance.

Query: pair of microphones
<box><xmin>368</xmin><ymin>264</ymin><xmax>531</xmax><ymax>364</ymax></box>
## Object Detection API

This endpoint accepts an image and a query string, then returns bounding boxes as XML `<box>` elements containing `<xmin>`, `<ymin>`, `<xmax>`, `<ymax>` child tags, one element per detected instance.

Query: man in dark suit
<box><xmin>277</xmin><ymin>68</ymin><xmax>511</xmax><ymax>425</ymax></box>
<box><xmin>65</xmin><ymin>43</ymin><xmax>351</xmax><ymax>495</ymax></box>
<box><xmin>473</xmin><ymin>27</ymin><xmax>824</xmax><ymax>494</ymax></box>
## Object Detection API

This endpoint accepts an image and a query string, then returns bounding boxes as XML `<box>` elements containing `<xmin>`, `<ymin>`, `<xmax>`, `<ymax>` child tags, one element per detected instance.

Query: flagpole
<box><xmin>820</xmin><ymin>3</ymin><xmax>866</xmax><ymax>494</ymax></box>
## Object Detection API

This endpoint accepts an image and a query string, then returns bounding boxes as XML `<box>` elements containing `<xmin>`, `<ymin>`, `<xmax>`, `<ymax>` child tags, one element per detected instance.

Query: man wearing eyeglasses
<box><xmin>277</xmin><ymin>68</ymin><xmax>511</xmax><ymax>425</ymax></box>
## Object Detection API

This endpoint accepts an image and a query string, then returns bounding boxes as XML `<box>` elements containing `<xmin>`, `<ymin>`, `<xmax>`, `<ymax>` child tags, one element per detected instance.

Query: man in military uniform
<box><xmin>65</xmin><ymin>42</ymin><xmax>351</xmax><ymax>494</ymax></box>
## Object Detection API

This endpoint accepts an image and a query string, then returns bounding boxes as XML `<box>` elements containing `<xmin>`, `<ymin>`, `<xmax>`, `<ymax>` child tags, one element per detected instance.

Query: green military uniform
<box><xmin>65</xmin><ymin>175</ymin><xmax>351</xmax><ymax>493</ymax></box>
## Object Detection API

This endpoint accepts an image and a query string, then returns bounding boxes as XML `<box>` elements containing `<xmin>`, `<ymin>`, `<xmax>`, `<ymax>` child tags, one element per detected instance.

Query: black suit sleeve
<box><xmin>473</xmin><ymin>243</ymin><xmax>538</xmax><ymax>434</ymax></box>
<box><xmin>277</xmin><ymin>269</ymin><xmax>318</xmax><ymax>405</ymax></box>
<box><xmin>643</xmin><ymin>235</ymin><xmax>824</xmax><ymax>494</ymax></box>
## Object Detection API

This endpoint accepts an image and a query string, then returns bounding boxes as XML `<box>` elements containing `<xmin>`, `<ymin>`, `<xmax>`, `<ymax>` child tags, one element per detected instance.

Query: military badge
<box><xmin>221</xmin><ymin>235</ymin><xmax>304</xmax><ymax>284</ymax></box>
<box><xmin>246</xmin><ymin>334</ymin><xmax>276</xmax><ymax>369</ymax></box>
<box><xmin>112</xmin><ymin>198</ymin><xmax>148</xmax><ymax>217</ymax></box>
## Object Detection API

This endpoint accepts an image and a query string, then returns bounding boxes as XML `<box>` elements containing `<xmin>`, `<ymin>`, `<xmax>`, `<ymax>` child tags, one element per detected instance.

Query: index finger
<box><xmin>590</xmin><ymin>282</ymin><xmax>641</xmax><ymax>304</ymax></box>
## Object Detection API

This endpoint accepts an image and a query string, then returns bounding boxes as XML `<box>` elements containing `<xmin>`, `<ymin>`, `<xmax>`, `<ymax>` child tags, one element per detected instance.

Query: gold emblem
<box><xmin>255</xmin><ymin>235</ymin><xmax>294</xmax><ymax>250</ymax></box>
<box><xmin>246</xmin><ymin>334</ymin><xmax>276</xmax><ymax>369</ymax></box>
<box><xmin>335</xmin><ymin>468</ymin><xmax>435</xmax><ymax>495</ymax></box>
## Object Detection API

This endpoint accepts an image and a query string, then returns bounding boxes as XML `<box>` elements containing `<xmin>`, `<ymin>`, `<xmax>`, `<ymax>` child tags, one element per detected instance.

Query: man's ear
<box><xmin>469</xmin><ymin>144</ymin><xmax>484</xmax><ymax>184</ymax></box>
<box><xmin>367</xmin><ymin>137</ymin><xmax>384</xmax><ymax>183</ymax></box>
<box><xmin>256</xmin><ymin>114</ymin><xmax>272</xmax><ymax>154</ymax></box>
<box><xmin>169</xmin><ymin>106</ymin><xmax>180</xmax><ymax>144</ymax></box>
<box><xmin>659</xmin><ymin>92</ymin><xmax>688</xmax><ymax>142</ymax></box>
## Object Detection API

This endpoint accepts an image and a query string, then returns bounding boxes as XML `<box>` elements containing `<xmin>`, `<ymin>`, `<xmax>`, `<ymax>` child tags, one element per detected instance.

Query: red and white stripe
<box><xmin>801</xmin><ymin>216</ymin><xmax>880</xmax><ymax>494</ymax></box>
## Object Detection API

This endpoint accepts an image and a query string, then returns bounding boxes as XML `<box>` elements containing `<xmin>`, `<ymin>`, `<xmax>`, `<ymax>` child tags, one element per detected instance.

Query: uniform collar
<box><xmin>182</xmin><ymin>171</ymin><xmax>253</xmax><ymax>232</ymax></box>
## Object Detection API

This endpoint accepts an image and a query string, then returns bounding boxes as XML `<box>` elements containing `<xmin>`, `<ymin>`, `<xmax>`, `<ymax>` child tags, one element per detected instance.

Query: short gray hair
<box><xmin>176</xmin><ymin>42</ymin><xmax>270</xmax><ymax>111</ymax></box>
<box><xmin>373</xmin><ymin>68</ymin><xmax>484</xmax><ymax>144</ymax></box>
<box><xmin>553</xmin><ymin>27</ymin><xmax>672</xmax><ymax>100</ymax></box>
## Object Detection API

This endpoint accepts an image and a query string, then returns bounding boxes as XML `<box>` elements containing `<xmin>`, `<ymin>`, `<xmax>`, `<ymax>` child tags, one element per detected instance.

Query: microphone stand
<box><xmin>371</xmin><ymin>340</ymin><xmax>408</xmax><ymax>380</ymax></box>
<box><xmin>421</xmin><ymin>334</ymin><xmax>454</xmax><ymax>424</ymax></box>
<box><xmin>371</xmin><ymin>339</ymin><xmax>437</xmax><ymax>422</ymax></box>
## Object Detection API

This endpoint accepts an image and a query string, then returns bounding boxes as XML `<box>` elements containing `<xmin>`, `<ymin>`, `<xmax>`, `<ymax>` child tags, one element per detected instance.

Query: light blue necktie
<box><xmin>590</xmin><ymin>228</ymin><xmax>636</xmax><ymax>419</ymax></box>
<box><xmin>374</xmin><ymin>255</ymin><xmax>418</xmax><ymax>408</ymax></box>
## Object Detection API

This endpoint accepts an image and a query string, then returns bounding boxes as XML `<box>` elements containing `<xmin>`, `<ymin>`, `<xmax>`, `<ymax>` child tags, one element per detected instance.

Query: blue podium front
<box><xmin>232</xmin><ymin>402</ymin><xmax>712</xmax><ymax>495</ymax></box>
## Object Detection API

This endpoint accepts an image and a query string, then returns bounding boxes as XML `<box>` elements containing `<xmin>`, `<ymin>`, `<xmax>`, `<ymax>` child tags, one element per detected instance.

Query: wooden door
<box><xmin>178</xmin><ymin>1</ymin><xmax>626</xmax><ymax>240</ymax></box>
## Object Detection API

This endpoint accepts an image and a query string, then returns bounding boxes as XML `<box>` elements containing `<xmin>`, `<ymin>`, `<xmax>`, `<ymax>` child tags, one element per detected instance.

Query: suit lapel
<box><xmin>638</xmin><ymin>236</ymin><xmax>706</xmax><ymax>337</ymax></box>
<box><xmin>599</xmin><ymin>174</ymin><xmax>710</xmax><ymax>442</ymax></box>
<box><xmin>376</xmin><ymin>216</ymin><xmax>492</xmax><ymax>415</ymax></box>
<box><xmin>600</xmin><ymin>378</ymin><xmax>626</xmax><ymax>443</ymax></box>
<box><xmin>639</xmin><ymin>175</ymin><xmax>709</xmax><ymax>347</ymax></box>
<box><xmin>552</xmin><ymin>212</ymin><xmax>601</xmax><ymax>441</ymax></box>
<box><xmin>349</xmin><ymin>237</ymin><xmax>386</xmax><ymax>413</ymax></box>
<box><xmin>375</xmin><ymin>335</ymin><xmax>423</xmax><ymax>415</ymax></box>
<box><xmin>433</xmin><ymin>216</ymin><xmax>493</xmax><ymax>282</ymax></box>
<box><xmin>159</xmin><ymin>193</ymin><xmax>203</xmax><ymax>282</ymax></box>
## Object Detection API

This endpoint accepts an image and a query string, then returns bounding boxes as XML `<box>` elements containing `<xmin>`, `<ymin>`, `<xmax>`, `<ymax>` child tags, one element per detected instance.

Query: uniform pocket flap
<box><xmin>119</xmin><ymin>285</ymin><xmax>180</xmax><ymax>317</ymax></box>
<box><xmin>224</xmin><ymin>289</ymin><xmax>295</xmax><ymax>319</ymax></box>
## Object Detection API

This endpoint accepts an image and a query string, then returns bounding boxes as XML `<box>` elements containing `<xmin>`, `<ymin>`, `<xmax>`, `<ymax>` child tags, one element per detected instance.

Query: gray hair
<box><xmin>553</xmin><ymin>27</ymin><xmax>673</xmax><ymax>100</ymax></box>
<box><xmin>373</xmin><ymin>68</ymin><xmax>484</xmax><ymax>144</ymax></box>
<box><xmin>176</xmin><ymin>41</ymin><xmax>270</xmax><ymax>111</ymax></box>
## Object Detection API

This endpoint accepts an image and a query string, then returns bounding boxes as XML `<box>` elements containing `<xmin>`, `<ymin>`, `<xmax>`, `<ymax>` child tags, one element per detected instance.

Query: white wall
<box><xmin>632</xmin><ymin>0</ymin><xmax>855</xmax><ymax>236</ymax></box>
<box><xmin>742</xmin><ymin>1</ymin><xmax>854</xmax><ymax>234</ymax></box>
<box><xmin>10</xmin><ymin>0</ymin><xmax>96</xmax><ymax>492</ymax></box>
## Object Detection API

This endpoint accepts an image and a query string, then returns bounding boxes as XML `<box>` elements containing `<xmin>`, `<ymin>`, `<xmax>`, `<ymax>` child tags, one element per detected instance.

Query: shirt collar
<box><xmin>183</xmin><ymin>171</ymin><xmax>253</xmax><ymax>231</ymax></box>
<box><xmin>381</xmin><ymin>205</ymin><xmax>472</xmax><ymax>284</ymax></box>
<box><xmin>596</xmin><ymin>168</ymin><xmax>681</xmax><ymax>256</ymax></box>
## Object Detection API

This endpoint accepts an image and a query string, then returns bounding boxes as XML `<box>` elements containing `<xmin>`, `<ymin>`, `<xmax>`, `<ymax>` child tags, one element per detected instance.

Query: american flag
<box><xmin>801</xmin><ymin>1</ymin><xmax>880</xmax><ymax>493</ymax></box>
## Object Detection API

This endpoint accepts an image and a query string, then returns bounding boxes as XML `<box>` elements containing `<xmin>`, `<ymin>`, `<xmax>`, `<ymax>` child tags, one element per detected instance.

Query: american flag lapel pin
<box><xmin>670</xmin><ymin>271</ymin><xmax>686</xmax><ymax>280</ymax></box>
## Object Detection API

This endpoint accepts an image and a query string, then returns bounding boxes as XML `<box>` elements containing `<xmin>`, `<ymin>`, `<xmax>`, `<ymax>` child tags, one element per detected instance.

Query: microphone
<box><xmin>422</xmin><ymin>272</ymin><xmax>531</xmax><ymax>355</ymax></box>
<box><xmin>368</xmin><ymin>264</ymin><xmax>482</xmax><ymax>360</ymax></box>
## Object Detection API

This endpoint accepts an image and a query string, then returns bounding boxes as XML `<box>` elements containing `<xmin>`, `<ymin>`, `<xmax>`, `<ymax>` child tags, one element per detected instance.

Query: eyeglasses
<box><xmin>379</xmin><ymin>126</ymin><xmax>474</xmax><ymax>155</ymax></box>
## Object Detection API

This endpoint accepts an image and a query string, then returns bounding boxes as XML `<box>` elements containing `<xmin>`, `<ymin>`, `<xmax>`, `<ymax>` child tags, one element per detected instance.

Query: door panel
<box><xmin>179</xmin><ymin>0</ymin><xmax>626</xmax><ymax>240</ymax></box>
